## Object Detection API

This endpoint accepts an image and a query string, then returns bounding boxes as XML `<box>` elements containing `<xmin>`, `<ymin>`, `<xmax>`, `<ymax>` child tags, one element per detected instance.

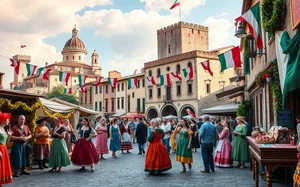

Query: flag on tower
<box><xmin>146</xmin><ymin>76</ymin><xmax>156</xmax><ymax>86</ymax></box>
<box><xmin>59</xmin><ymin>72</ymin><xmax>71</xmax><ymax>86</ymax></box>
<box><xmin>171</xmin><ymin>72</ymin><xmax>182</xmax><ymax>81</ymax></box>
<box><xmin>182</xmin><ymin>66</ymin><xmax>194</xmax><ymax>81</ymax></box>
<box><xmin>63</xmin><ymin>88</ymin><xmax>72</xmax><ymax>94</ymax></box>
<box><xmin>78</xmin><ymin>74</ymin><xmax>87</xmax><ymax>87</ymax></box>
<box><xmin>95</xmin><ymin>76</ymin><xmax>102</xmax><ymax>86</ymax></box>
<box><xmin>170</xmin><ymin>0</ymin><xmax>180</xmax><ymax>10</ymax></box>
<box><xmin>160</xmin><ymin>74</ymin><xmax>171</xmax><ymax>86</ymax></box>
<box><xmin>108</xmin><ymin>78</ymin><xmax>117</xmax><ymax>89</ymax></box>
<box><xmin>218</xmin><ymin>46</ymin><xmax>242</xmax><ymax>72</ymax></box>
<box><xmin>201</xmin><ymin>60</ymin><xmax>213</xmax><ymax>77</ymax></box>
<box><xmin>128</xmin><ymin>78</ymin><xmax>138</xmax><ymax>89</ymax></box>
<box><xmin>38</xmin><ymin>68</ymin><xmax>51</xmax><ymax>80</ymax></box>
<box><xmin>26</xmin><ymin>64</ymin><xmax>38</xmax><ymax>77</ymax></box>
<box><xmin>185</xmin><ymin>108</ymin><xmax>197</xmax><ymax>118</ymax></box>
<box><xmin>21</xmin><ymin>45</ymin><xmax>26</xmax><ymax>48</ymax></box>
<box><xmin>9</xmin><ymin>58</ymin><xmax>20</xmax><ymax>75</ymax></box>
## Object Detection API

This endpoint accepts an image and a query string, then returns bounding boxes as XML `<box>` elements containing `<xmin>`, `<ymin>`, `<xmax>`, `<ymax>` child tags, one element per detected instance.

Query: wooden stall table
<box><xmin>247</xmin><ymin>137</ymin><xmax>297</xmax><ymax>187</ymax></box>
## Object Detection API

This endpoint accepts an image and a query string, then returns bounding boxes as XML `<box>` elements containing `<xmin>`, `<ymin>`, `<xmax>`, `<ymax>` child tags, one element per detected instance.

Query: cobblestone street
<box><xmin>6</xmin><ymin>144</ymin><xmax>292</xmax><ymax>187</ymax></box>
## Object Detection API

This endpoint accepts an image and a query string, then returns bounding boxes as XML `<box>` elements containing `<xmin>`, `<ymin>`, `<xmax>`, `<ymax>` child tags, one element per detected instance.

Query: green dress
<box><xmin>175</xmin><ymin>130</ymin><xmax>193</xmax><ymax>164</ymax></box>
<box><xmin>231</xmin><ymin>125</ymin><xmax>250</xmax><ymax>162</ymax></box>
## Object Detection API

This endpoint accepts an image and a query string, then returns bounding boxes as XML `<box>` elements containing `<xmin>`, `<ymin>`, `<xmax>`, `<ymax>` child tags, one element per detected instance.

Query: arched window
<box><xmin>157</xmin><ymin>68</ymin><xmax>161</xmax><ymax>77</ymax></box>
<box><xmin>95</xmin><ymin>59</ymin><xmax>97</xmax><ymax>64</ymax></box>
<box><xmin>79</xmin><ymin>56</ymin><xmax>81</xmax><ymax>60</ymax></box>
<box><xmin>148</xmin><ymin>70</ymin><xmax>152</xmax><ymax>77</ymax></box>
<box><xmin>73</xmin><ymin>56</ymin><xmax>75</xmax><ymax>60</ymax></box>
<box><xmin>188</xmin><ymin>62</ymin><xmax>192</xmax><ymax>67</ymax></box>
<box><xmin>166</xmin><ymin>66</ymin><xmax>170</xmax><ymax>71</ymax></box>
<box><xmin>176</xmin><ymin>64</ymin><xmax>181</xmax><ymax>72</ymax></box>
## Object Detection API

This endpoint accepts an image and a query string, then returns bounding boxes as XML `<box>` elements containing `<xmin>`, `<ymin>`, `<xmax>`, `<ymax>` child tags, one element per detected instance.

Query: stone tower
<box><xmin>157</xmin><ymin>21</ymin><xmax>209</xmax><ymax>59</ymax></box>
<box><xmin>91</xmin><ymin>50</ymin><xmax>102</xmax><ymax>75</ymax></box>
<box><xmin>13</xmin><ymin>54</ymin><xmax>31</xmax><ymax>86</ymax></box>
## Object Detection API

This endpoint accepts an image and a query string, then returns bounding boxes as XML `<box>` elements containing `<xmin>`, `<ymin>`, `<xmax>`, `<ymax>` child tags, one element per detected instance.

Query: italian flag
<box><xmin>235</xmin><ymin>2</ymin><xmax>263</xmax><ymax>49</ymax></box>
<box><xmin>183</xmin><ymin>66</ymin><xmax>194</xmax><ymax>81</ymax></box>
<box><xmin>201</xmin><ymin>60</ymin><xmax>213</xmax><ymax>77</ymax></box>
<box><xmin>59</xmin><ymin>72</ymin><xmax>71</xmax><ymax>86</ymax></box>
<box><xmin>218</xmin><ymin>46</ymin><xmax>242</xmax><ymax>72</ymax></box>
<box><xmin>185</xmin><ymin>108</ymin><xmax>197</xmax><ymax>118</ymax></box>
<box><xmin>63</xmin><ymin>88</ymin><xmax>72</xmax><ymax>94</ymax></box>
<box><xmin>160</xmin><ymin>74</ymin><xmax>171</xmax><ymax>86</ymax></box>
<box><xmin>275</xmin><ymin>31</ymin><xmax>300</xmax><ymax>107</ymax></box>
<box><xmin>78</xmin><ymin>74</ymin><xmax>87</xmax><ymax>87</ymax></box>
<box><xmin>146</xmin><ymin>76</ymin><xmax>156</xmax><ymax>86</ymax></box>
<box><xmin>26</xmin><ymin>64</ymin><xmax>37</xmax><ymax>77</ymax></box>
<box><xmin>171</xmin><ymin>72</ymin><xmax>182</xmax><ymax>81</ymax></box>
<box><xmin>108</xmin><ymin>78</ymin><xmax>117</xmax><ymax>89</ymax></box>
<box><xmin>9</xmin><ymin>58</ymin><xmax>20</xmax><ymax>75</ymax></box>
<box><xmin>95</xmin><ymin>76</ymin><xmax>102</xmax><ymax>86</ymax></box>
<box><xmin>128</xmin><ymin>78</ymin><xmax>138</xmax><ymax>89</ymax></box>
<box><xmin>170</xmin><ymin>0</ymin><xmax>180</xmax><ymax>10</ymax></box>
<box><xmin>38</xmin><ymin>68</ymin><xmax>51</xmax><ymax>80</ymax></box>
<box><xmin>80</xmin><ymin>87</ymin><xmax>87</xmax><ymax>93</ymax></box>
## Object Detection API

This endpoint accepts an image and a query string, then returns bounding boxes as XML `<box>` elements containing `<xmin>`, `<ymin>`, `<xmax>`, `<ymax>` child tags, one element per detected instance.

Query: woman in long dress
<box><xmin>71</xmin><ymin>117</ymin><xmax>99</xmax><ymax>172</ymax></box>
<box><xmin>109</xmin><ymin>118</ymin><xmax>121</xmax><ymax>158</ymax></box>
<box><xmin>63</xmin><ymin>119</ymin><xmax>74</xmax><ymax>153</ymax></box>
<box><xmin>120</xmin><ymin>119</ymin><xmax>132</xmax><ymax>154</ymax></box>
<box><xmin>190</xmin><ymin>119</ymin><xmax>200</xmax><ymax>152</ymax></box>
<box><xmin>0</xmin><ymin>112</ymin><xmax>13</xmax><ymax>185</ymax></box>
<box><xmin>175</xmin><ymin>118</ymin><xmax>193</xmax><ymax>173</ymax></box>
<box><xmin>214</xmin><ymin>120</ymin><xmax>233</xmax><ymax>167</ymax></box>
<box><xmin>95</xmin><ymin>118</ymin><xmax>109</xmax><ymax>160</ymax></box>
<box><xmin>145</xmin><ymin>118</ymin><xmax>172</xmax><ymax>175</ymax></box>
<box><xmin>170</xmin><ymin>119</ymin><xmax>177</xmax><ymax>154</ymax></box>
<box><xmin>49</xmin><ymin>117</ymin><xmax>71</xmax><ymax>172</ymax></box>
<box><xmin>33</xmin><ymin>117</ymin><xmax>50</xmax><ymax>169</ymax></box>
<box><xmin>231</xmin><ymin>116</ymin><xmax>250</xmax><ymax>168</ymax></box>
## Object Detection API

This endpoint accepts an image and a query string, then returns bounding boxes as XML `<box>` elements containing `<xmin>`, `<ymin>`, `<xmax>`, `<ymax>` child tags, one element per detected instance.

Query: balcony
<box><xmin>25</xmin><ymin>83</ymin><xmax>48</xmax><ymax>88</ymax></box>
<box><xmin>163</xmin><ymin>94</ymin><xmax>172</xmax><ymax>103</ymax></box>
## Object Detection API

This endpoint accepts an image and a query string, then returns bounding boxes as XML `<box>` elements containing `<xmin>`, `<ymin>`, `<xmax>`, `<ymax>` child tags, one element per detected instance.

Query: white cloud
<box><xmin>140</xmin><ymin>0</ymin><xmax>205</xmax><ymax>14</ymax></box>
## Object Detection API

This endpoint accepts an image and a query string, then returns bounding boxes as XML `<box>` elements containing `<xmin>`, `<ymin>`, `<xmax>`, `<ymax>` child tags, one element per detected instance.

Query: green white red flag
<box><xmin>26</xmin><ymin>64</ymin><xmax>37</xmax><ymax>77</ymax></box>
<box><xmin>146</xmin><ymin>76</ymin><xmax>156</xmax><ymax>86</ymax></box>
<box><xmin>171</xmin><ymin>72</ymin><xmax>182</xmax><ymax>81</ymax></box>
<box><xmin>63</xmin><ymin>88</ymin><xmax>72</xmax><ymax>94</ymax></box>
<box><xmin>78</xmin><ymin>74</ymin><xmax>87</xmax><ymax>87</ymax></box>
<box><xmin>160</xmin><ymin>74</ymin><xmax>171</xmax><ymax>86</ymax></box>
<box><xmin>218</xmin><ymin>46</ymin><xmax>242</xmax><ymax>72</ymax></box>
<box><xmin>183</xmin><ymin>66</ymin><xmax>194</xmax><ymax>81</ymax></box>
<box><xmin>235</xmin><ymin>2</ymin><xmax>263</xmax><ymax>49</ymax></box>
<box><xmin>95</xmin><ymin>76</ymin><xmax>102</xmax><ymax>86</ymax></box>
<box><xmin>10</xmin><ymin>58</ymin><xmax>20</xmax><ymax>75</ymax></box>
<box><xmin>201</xmin><ymin>60</ymin><xmax>213</xmax><ymax>77</ymax></box>
<box><xmin>59</xmin><ymin>72</ymin><xmax>71</xmax><ymax>86</ymax></box>
<box><xmin>128</xmin><ymin>78</ymin><xmax>138</xmax><ymax>89</ymax></box>
<box><xmin>170</xmin><ymin>0</ymin><xmax>180</xmax><ymax>10</ymax></box>
<box><xmin>185</xmin><ymin>108</ymin><xmax>196</xmax><ymax>118</ymax></box>
<box><xmin>108</xmin><ymin>78</ymin><xmax>117</xmax><ymax>89</ymax></box>
<box><xmin>38</xmin><ymin>68</ymin><xmax>51</xmax><ymax>80</ymax></box>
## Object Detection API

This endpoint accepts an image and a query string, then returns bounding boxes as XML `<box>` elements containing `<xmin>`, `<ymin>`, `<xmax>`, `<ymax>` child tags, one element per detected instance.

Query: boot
<box><xmin>38</xmin><ymin>160</ymin><xmax>44</xmax><ymax>170</ymax></box>
<box><xmin>42</xmin><ymin>159</ymin><xmax>49</xmax><ymax>168</ymax></box>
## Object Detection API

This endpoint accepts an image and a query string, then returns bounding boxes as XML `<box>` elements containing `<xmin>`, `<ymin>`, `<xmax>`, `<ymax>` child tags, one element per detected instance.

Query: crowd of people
<box><xmin>0</xmin><ymin>111</ymin><xmax>253</xmax><ymax>186</ymax></box>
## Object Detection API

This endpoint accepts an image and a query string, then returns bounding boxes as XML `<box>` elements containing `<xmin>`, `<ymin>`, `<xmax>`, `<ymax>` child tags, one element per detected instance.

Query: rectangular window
<box><xmin>99</xmin><ymin>101</ymin><xmax>102</xmax><ymax>111</ymax></box>
<box><xmin>99</xmin><ymin>85</ymin><xmax>102</xmax><ymax>94</ymax></box>
<box><xmin>117</xmin><ymin>98</ymin><xmax>120</xmax><ymax>109</ymax></box>
<box><xmin>166</xmin><ymin>86</ymin><xmax>171</xmax><ymax>100</ymax></box>
<box><xmin>205</xmin><ymin>83</ymin><xmax>210</xmax><ymax>94</ymax></box>
<box><xmin>90</xmin><ymin>94</ymin><xmax>92</xmax><ymax>103</ymax></box>
<box><xmin>142</xmin><ymin>98</ymin><xmax>145</xmax><ymax>112</ymax></box>
<box><xmin>90</xmin><ymin>87</ymin><xmax>93</xmax><ymax>94</ymax></box>
<box><xmin>127</xmin><ymin>95</ymin><xmax>130</xmax><ymax>112</ymax></box>
<box><xmin>132</xmin><ymin>92</ymin><xmax>135</xmax><ymax>98</ymax></box>
<box><xmin>122</xmin><ymin>83</ymin><xmax>124</xmax><ymax>91</ymax></box>
<box><xmin>95</xmin><ymin>102</ymin><xmax>98</xmax><ymax>111</ymax></box>
<box><xmin>117</xmin><ymin>83</ymin><xmax>120</xmax><ymax>92</ymax></box>
<box><xmin>157</xmin><ymin>87</ymin><xmax>161</xmax><ymax>98</ymax></box>
<box><xmin>177</xmin><ymin>84</ymin><xmax>181</xmax><ymax>95</ymax></box>
<box><xmin>112</xmin><ymin>87</ymin><xmax>114</xmax><ymax>93</ymax></box>
<box><xmin>121</xmin><ymin>97</ymin><xmax>124</xmax><ymax>109</ymax></box>
<box><xmin>138</xmin><ymin>80</ymin><xmax>140</xmax><ymax>88</ymax></box>
<box><xmin>80</xmin><ymin>96</ymin><xmax>83</xmax><ymax>104</ymax></box>
<box><xmin>188</xmin><ymin>83</ymin><xmax>193</xmax><ymax>94</ymax></box>
<box><xmin>95</xmin><ymin>86</ymin><xmax>98</xmax><ymax>94</ymax></box>
<box><xmin>105</xmin><ymin>100</ymin><xmax>108</xmax><ymax>112</ymax></box>
<box><xmin>111</xmin><ymin>99</ymin><xmax>115</xmax><ymax>112</ymax></box>
<box><xmin>142</xmin><ymin>79</ymin><xmax>145</xmax><ymax>87</ymax></box>
<box><xmin>105</xmin><ymin>85</ymin><xmax>108</xmax><ymax>93</ymax></box>
<box><xmin>137</xmin><ymin>98</ymin><xmax>141</xmax><ymax>112</ymax></box>
<box><xmin>149</xmin><ymin>88</ymin><xmax>153</xmax><ymax>99</ymax></box>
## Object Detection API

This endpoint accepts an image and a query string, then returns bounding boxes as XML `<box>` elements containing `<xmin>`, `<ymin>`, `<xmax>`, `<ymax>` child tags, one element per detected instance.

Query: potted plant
<box><xmin>264</xmin><ymin>68</ymin><xmax>273</xmax><ymax>82</ymax></box>
<box><xmin>256</xmin><ymin>72</ymin><xmax>266</xmax><ymax>87</ymax></box>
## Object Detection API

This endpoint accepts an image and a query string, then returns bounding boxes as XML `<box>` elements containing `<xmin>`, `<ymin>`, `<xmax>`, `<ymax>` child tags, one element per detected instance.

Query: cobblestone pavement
<box><xmin>6</xmin><ymin>143</ymin><xmax>291</xmax><ymax>187</ymax></box>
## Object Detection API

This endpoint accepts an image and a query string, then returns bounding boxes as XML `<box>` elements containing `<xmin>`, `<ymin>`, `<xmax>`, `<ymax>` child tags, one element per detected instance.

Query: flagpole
<box><xmin>179</xmin><ymin>0</ymin><xmax>182</xmax><ymax>21</ymax></box>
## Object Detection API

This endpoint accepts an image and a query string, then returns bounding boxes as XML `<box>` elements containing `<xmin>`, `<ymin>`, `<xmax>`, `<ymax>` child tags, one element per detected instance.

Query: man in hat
<box><xmin>10</xmin><ymin>115</ymin><xmax>32</xmax><ymax>177</ymax></box>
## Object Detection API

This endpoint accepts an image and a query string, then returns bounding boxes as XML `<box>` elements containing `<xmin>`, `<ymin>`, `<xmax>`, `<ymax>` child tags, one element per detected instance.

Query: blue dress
<box><xmin>110</xmin><ymin>125</ymin><xmax>120</xmax><ymax>151</ymax></box>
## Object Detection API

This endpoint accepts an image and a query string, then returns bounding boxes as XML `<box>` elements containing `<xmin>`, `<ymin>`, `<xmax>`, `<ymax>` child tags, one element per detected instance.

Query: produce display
<box><xmin>255</xmin><ymin>134</ymin><xmax>276</xmax><ymax>144</ymax></box>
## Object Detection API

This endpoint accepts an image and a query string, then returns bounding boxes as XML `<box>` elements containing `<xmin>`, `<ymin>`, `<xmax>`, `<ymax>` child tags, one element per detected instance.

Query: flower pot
<box><xmin>266</xmin><ymin>77</ymin><xmax>272</xmax><ymax>83</ymax></box>
<box><xmin>264</xmin><ymin>73</ymin><xmax>272</xmax><ymax>78</ymax></box>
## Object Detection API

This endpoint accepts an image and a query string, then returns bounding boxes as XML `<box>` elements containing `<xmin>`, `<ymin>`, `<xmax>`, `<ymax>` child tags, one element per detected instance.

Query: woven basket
<box><xmin>255</xmin><ymin>139</ymin><xmax>276</xmax><ymax>144</ymax></box>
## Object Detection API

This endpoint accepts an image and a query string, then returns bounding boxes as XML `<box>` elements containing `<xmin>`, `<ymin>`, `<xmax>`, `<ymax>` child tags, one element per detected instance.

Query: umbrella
<box><xmin>162</xmin><ymin>115</ymin><xmax>178</xmax><ymax>119</ymax></box>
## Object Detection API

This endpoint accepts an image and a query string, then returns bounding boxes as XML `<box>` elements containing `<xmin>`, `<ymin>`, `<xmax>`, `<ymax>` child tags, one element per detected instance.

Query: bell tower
<box><xmin>91</xmin><ymin>50</ymin><xmax>102</xmax><ymax>75</ymax></box>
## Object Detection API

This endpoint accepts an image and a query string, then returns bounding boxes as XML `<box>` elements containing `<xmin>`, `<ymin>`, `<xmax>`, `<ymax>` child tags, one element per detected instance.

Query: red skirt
<box><xmin>71</xmin><ymin>139</ymin><xmax>99</xmax><ymax>166</ymax></box>
<box><xmin>0</xmin><ymin>145</ymin><xmax>13</xmax><ymax>184</ymax></box>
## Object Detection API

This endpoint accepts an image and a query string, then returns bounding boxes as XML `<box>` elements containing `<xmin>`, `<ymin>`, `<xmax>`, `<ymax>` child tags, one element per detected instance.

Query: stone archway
<box><xmin>146</xmin><ymin>107</ymin><xmax>159</xmax><ymax>120</ymax></box>
<box><xmin>160</xmin><ymin>104</ymin><xmax>178</xmax><ymax>118</ymax></box>
<box><xmin>179</xmin><ymin>105</ymin><xmax>197</xmax><ymax>118</ymax></box>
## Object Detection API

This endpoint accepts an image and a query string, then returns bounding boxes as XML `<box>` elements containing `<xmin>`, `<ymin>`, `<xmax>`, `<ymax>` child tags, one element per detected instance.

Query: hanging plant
<box><xmin>261</xmin><ymin>0</ymin><xmax>284</xmax><ymax>37</ymax></box>
<box><xmin>269</xmin><ymin>60</ymin><xmax>282</xmax><ymax>114</ymax></box>
<box><xmin>243</xmin><ymin>35</ymin><xmax>256</xmax><ymax>58</ymax></box>
<box><xmin>256</xmin><ymin>71</ymin><xmax>266</xmax><ymax>87</ymax></box>
<box><xmin>237</xmin><ymin>100</ymin><xmax>251</xmax><ymax>119</ymax></box>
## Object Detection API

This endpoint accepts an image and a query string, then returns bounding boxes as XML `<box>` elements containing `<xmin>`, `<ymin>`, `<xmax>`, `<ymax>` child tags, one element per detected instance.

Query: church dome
<box><xmin>63</xmin><ymin>26</ymin><xmax>86</xmax><ymax>49</ymax></box>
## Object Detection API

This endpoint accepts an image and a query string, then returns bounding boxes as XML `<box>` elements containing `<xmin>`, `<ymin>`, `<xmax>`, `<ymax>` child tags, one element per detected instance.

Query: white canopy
<box><xmin>202</xmin><ymin>102</ymin><xmax>238</xmax><ymax>114</ymax></box>
<box><xmin>39</xmin><ymin>98</ymin><xmax>75</xmax><ymax>113</ymax></box>
<box><xmin>162</xmin><ymin>115</ymin><xmax>178</xmax><ymax>119</ymax></box>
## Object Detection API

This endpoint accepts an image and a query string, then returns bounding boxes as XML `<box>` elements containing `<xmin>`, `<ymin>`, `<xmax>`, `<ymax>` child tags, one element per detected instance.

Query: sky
<box><xmin>0</xmin><ymin>0</ymin><xmax>242</xmax><ymax>89</ymax></box>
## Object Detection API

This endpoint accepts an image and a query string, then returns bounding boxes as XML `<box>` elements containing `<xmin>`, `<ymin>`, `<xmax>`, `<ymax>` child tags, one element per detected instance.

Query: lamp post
<box><xmin>235</xmin><ymin>21</ymin><xmax>247</xmax><ymax>38</ymax></box>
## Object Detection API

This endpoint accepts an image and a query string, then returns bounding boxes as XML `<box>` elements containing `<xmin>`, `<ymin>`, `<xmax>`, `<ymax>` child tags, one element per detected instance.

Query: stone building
<box><xmin>10</xmin><ymin>26</ymin><xmax>102</xmax><ymax>94</ymax></box>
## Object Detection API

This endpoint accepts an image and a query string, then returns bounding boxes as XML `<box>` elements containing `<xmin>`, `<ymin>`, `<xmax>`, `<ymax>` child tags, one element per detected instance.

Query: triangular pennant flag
<box><xmin>63</xmin><ymin>88</ymin><xmax>72</xmax><ymax>94</ymax></box>
<box><xmin>186</xmin><ymin>108</ymin><xmax>197</xmax><ymax>118</ymax></box>
<box><xmin>9</xmin><ymin>58</ymin><xmax>20</xmax><ymax>75</ymax></box>
<box><xmin>235</xmin><ymin>2</ymin><xmax>263</xmax><ymax>49</ymax></box>
<box><xmin>171</xmin><ymin>72</ymin><xmax>182</xmax><ymax>81</ymax></box>
<box><xmin>218</xmin><ymin>46</ymin><xmax>242</xmax><ymax>72</ymax></box>
<box><xmin>128</xmin><ymin>78</ymin><xmax>138</xmax><ymax>89</ymax></box>
<box><xmin>201</xmin><ymin>60</ymin><xmax>213</xmax><ymax>77</ymax></box>
<box><xmin>78</xmin><ymin>74</ymin><xmax>87</xmax><ymax>87</ymax></box>
<box><xmin>26</xmin><ymin>64</ymin><xmax>38</xmax><ymax>77</ymax></box>
<box><xmin>95</xmin><ymin>76</ymin><xmax>102</xmax><ymax>86</ymax></box>
<box><xmin>146</xmin><ymin>76</ymin><xmax>156</xmax><ymax>86</ymax></box>
<box><xmin>182</xmin><ymin>66</ymin><xmax>194</xmax><ymax>81</ymax></box>
<box><xmin>38</xmin><ymin>68</ymin><xmax>51</xmax><ymax>80</ymax></box>
<box><xmin>170</xmin><ymin>0</ymin><xmax>180</xmax><ymax>10</ymax></box>
<box><xmin>160</xmin><ymin>74</ymin><xmax>171</xmax><ymax>86</ymax></box>
<box><xmin>108</xmin><ymin>78</ymin><xmax>117</xmax><ymax>89</ymax></box>
<box><xmin>59</xmin><ymin>72</ymin><xmax>71</xmax><ymax>86</ymax></box>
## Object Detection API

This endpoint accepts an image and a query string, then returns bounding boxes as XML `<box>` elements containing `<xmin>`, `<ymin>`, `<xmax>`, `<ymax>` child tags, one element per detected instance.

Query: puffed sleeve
<box><xmin>188</xmin><ymin>130</ymin><xmax>193</xmax><ymax>135</ymax></box>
